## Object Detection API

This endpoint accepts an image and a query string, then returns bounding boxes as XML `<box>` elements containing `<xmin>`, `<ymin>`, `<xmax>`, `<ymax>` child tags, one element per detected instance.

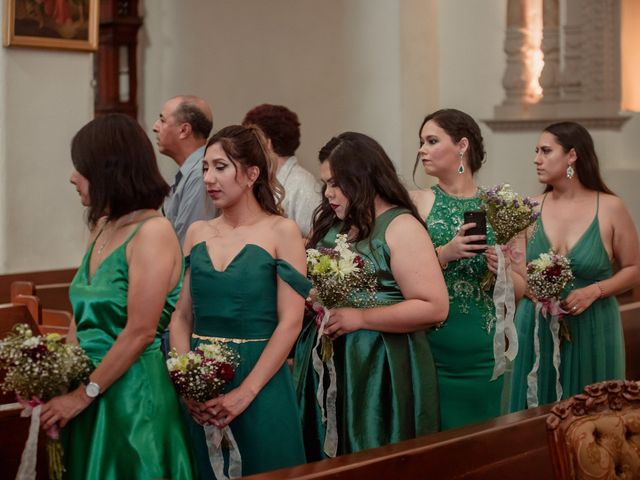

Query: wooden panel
<box><xmin>246</xmin><ymin>406</ymin><xmax>553</xmax><ymax>480</ymax></box>
<box><xmin>620</xmin><ymin>301</ymin><xmax>640</xmax><ymax>380</ymax></box>
<box><xmin>0</xmin><ymin>269</ymin><xmax>77</xmax><ymax>304</ymax></box>
<box><xmin>34</xmin><ymin>284</ymin><xmax>72</xmax><ymax>313</ymax></box>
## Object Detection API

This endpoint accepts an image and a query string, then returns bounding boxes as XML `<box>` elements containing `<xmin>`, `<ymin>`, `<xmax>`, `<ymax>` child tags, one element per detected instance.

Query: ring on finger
<box><xmin>572</xmin><ymin>306</ymin><xmax>577</xmax><ymax>312</ymax></box>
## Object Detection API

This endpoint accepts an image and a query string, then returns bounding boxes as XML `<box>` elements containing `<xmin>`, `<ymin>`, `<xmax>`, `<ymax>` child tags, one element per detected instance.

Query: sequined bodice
<box><xmin>425</xmin><ymin>185</ymin><xmax>496</xmax><ymax>329</ymax></box>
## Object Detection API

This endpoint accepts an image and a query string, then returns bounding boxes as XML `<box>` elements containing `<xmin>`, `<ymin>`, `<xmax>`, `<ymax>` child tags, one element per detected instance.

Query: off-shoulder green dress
<box><xmin>62</xmin><ymin>221</ymin><xmax>197</xmax><ymax>480</ymax></box>
<box><xmin>294</xmin><ymin>207</ymin><xmax>439</xmax><ymax>460</ymax></box>
<box><xmin>186</xmin><ymin>241</ymin><xmax>311</xmax><ymax>478</ymax></box>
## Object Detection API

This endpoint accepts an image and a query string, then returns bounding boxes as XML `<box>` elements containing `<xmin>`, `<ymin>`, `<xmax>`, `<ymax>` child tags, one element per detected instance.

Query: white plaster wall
<box><xmin>0</xmin><ymin>40</ymin><xmax>92</xmax><ymax>272</ymax></box>
<box><xmin>140</xmin><ymin>0</ymin><xmax>437</xmax><ymax>183</ymax></box>
<box><xmin>436</xmin><ymin>0</ymin><xmax>640</xmax><ymax>230</ymax></box>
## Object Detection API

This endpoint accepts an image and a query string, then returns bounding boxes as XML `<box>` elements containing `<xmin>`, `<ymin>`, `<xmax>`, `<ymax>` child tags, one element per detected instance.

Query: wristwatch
<box><xmin>85</xmin><ymin>381</ymin><xmax>101</xmax><ymax>398</ymax></box>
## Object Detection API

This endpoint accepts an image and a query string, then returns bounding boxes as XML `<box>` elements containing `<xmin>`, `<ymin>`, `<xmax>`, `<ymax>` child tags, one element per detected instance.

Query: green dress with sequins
<box><xmin>425</xmin><ymin>185</ymin><xmax>502</xmax><ymax>430</ymax></box>
<box><xmin>294</xmin><ymin>207</ymin><xmax>439</xmax><ymax>460</ymax></box>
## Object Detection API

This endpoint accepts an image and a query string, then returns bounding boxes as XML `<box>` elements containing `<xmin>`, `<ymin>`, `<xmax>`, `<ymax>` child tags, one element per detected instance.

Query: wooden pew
<box><xmin>0</xmin><ymin>268</ymin><xmax>76</xmax><ymax>304</ymax></box>
<box><xmin>10</xmin><ymin>280</ymin><xmax>72</xmax><ymax>314</ymax></box>
<box><xmin>11</xmin><ymin>294</ymin><xmax>70</xmax><ymax>336</ymax></box>
<box><xmin>620</xmin><ymin>300</ymin><xmax>640</xmax><ymax>380</ymax></box>
<box><xmin>0</xmin><ymin>302</ymin><xmax>51</xmax><ymax>479</ymax></box>
<box><xmin>246</xmin><ymin>405</ymin><xmax>553</xmax><ymax>480</ymax></box>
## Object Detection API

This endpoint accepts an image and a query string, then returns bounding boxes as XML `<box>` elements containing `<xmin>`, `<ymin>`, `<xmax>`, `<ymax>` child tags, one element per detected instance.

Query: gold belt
<box><xmin>192</xmin><ymin>333</ymin><xmax>269</xmax><ymax>344</ymax></box>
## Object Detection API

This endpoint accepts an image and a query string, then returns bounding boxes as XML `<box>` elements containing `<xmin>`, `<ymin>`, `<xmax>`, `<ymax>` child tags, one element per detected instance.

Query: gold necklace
<box><xmin>95</xmin><ymin>211</ymin><xmax>138</xmax><ymax>258</ymax></box>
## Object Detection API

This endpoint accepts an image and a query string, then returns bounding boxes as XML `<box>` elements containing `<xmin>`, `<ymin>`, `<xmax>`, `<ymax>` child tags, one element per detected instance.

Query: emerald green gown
<box><xmin>62</xmin><ymin>222</ymin><xmax>196</xmax><ymax>480</ymax></box>
<box><xmin>186</xmin><ymin>241</ymin><xmax>310</xmax><ymax>478</ymax></box>
<box><xmin>294</xmin><ymin>207</ymin><xmax>439</xmax><ymax>460</ymax></box>
<box><xmin>510</xmin><ymin>194</ymin><xmax>625</xmax><ymax>410</ymax></box>
<box><xmin>425</xmin><ymin>185</ymin><xmax>503</xmax><ymax>430</ymax></box>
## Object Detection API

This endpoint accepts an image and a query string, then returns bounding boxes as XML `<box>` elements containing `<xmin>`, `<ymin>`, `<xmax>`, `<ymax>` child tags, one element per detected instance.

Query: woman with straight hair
<box><xmin>510</xmin><ymin>121</ymin><xmax>640</xmax><ymax>410</ymax></box>
<box><xmin>170</xmin><ymin>125</ymin><xmax>309</xmax><ymax>478</ymax></box>
<box><xmin>40</xmin><ymin>113</ymin><xmax>196</xmax><ymax>479</ymax></box>
<box><xmin>294</xmin><ymin>132</ymin><xmax>448</xmax><ymax>460</ymax></box>
<box><xmin>411</xmin><ymin>108</ymin><xmax>526</xmax><ymax>429</ymax></box>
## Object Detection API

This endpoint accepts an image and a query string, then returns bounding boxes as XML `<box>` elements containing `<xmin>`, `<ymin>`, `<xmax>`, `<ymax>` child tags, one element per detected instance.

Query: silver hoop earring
<box><xmin>457</xmin><ymin>151</ymin><xmax>465</xmax><ymax>175</ymax></box>
<box><xmin>566</xmin><ymin>165</ymin><xmax>575</xmax><ymax>179</ymax></box>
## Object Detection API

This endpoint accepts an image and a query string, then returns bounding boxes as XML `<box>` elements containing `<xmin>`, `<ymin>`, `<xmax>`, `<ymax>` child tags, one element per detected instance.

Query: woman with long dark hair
<box><xmin>510</xmin><ymin>121</ymin><xmax>640</xmax><ymax>410</ymax></box>
<box><xmin>169</xmin><ymin>125</ymin><xmax>309</xmax><ymax>477</ymax></box>
<box><xmin>40</xmin><ymin>114</ymin><xmax>196</xmax><ymax>479</ymax></box>
<box><xmin>294</xmin><ymin>132</ymin><xmax>448</xmax><ymax>460</ymax></box>
<box><xmin>411</xmin><ymin>108</ymin><xmax>527</xmax><ymax>429</ymax></box>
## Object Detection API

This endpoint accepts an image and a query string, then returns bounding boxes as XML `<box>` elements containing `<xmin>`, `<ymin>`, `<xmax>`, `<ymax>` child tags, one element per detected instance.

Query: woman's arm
<box><xmin>206</xmin><ymin>218</ymin><xmax>307</xmax><ymax>427</ymax></box>
<box><xmin>563</xmin><ymin>196</ymin><xmax>640</xmax><ymax>315</ymax></box>
<box><xmin>169</xmin><ymin>222</ymin><xmax>202</xmax><ymax>354</ymax></box>
<box><xmin>41</xmin><ymin>218</ymin><xmax>182</xmax><ymax>429</ymax></box>
<box><xmin>325</xmin><ymin>214</ymin><xmax>449</xmax><ymax>336</ymax></box>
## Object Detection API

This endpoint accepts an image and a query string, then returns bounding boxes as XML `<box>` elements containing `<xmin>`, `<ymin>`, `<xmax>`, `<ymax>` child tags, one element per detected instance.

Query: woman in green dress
<box><xmin>510</xmin><ymin>121</ymin><xmax>640</xmax><ymax>410</ymax></box>
<box><xmin>294</xmin><ymin>132</ymin><xmax>449</xmax><ymax>460</ymax></box>
<box><xmin>40</xmin><ymin>114</ymin><xmax>196</xmax><ymax>479</ymax></box>
<box><xmin>169</xmin><ymin>125</ymin><xmax>310</xmax><ymax>478</ymax></box>
<box><xmin>411</xmin><ymin>109</ymin><xmax>526</xmax><ymax>429</ymax></box>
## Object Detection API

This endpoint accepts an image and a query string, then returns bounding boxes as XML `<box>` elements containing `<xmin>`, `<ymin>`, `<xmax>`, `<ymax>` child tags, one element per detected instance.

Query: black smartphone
<box><xmin>463</xmin><ymin>210</ymin><xmax>487</xmax><ymax>246</ymax></box>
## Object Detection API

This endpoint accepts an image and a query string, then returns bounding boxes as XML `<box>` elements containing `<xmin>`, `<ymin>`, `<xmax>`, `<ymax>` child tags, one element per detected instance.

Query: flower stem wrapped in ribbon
<box><xmin>0</xmin><ymin>324</ymin><xmax>93</xmax><ymax>480</ymax></box>
<box><xmin>166</xmin><ymin>344</ymin><xmax>241</xmax><ymax>479</ymax></box>
<box><xmin>525</xmin><ymin>251</ymin><xmax>574</xmax><ymax>407</ymax></box>
<box><xmin>479</xmin><ymin>184</ymin><xmax>539</xmax><ymax>380</ymax></box>
<box><xmin>306</xmin><ymin>234</ymin><xmax>377</xmax><ymax>457</ymax></box>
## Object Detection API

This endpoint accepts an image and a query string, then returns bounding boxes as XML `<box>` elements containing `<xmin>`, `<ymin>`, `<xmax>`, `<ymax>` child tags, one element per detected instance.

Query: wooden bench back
<box><xmin>620</xmin><ymin>301</ymin><xmax>640</xmax><ymax>380</ymax></box>
<box><xmin>246</xmin><ymin>406</ymin><xmax>553</xmax><ymax>480</ymax></box>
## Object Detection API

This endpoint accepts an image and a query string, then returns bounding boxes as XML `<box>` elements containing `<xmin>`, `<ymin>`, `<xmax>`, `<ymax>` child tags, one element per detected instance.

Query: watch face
<box><xmin>86</xmin><ymin>382</ymin><xmax>100</xmax><ymax>398</ymax></box>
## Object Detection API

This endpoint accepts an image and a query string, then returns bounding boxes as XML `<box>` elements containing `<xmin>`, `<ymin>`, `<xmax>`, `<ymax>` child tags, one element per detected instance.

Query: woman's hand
<box><xmin>439</xmin><ymin>223</ymin><xmax>487</xmax><ymax>263</ymax></box>
<box><xmin>40</xmin><ymin>387</ymin><xmax>93</xmax><ymax>431</ymax></box>
<box><xmin>203</xmin><ymin>386</ymin><xmax>256</xmax><ymax>428</ymax></box>
<box><xmin>323</xmin><ymin>307</ymin><xmax>365</xmax><ymax>339</ymax></box>
<box><xmin>183</xmin><ymin>397</ymin><xmax>212</xmax><ymax>426</ymax></box>
<box><xmin>484</xmin><ymin>245</ymin><xmax>512</xmax><ymax>274</ymax></box>
<box><xmin>561</xmin><ymin>284</ymin><xmax>601</xmax><ymax>316</ymax></box>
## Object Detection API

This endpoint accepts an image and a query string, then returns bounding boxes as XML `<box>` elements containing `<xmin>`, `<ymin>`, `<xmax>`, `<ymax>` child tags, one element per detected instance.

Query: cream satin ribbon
<box><xmin>526</xmin><ymin>300</ymin><xmax>563</xmax><ymax>407</ymax></box>
<box><xmin>490</xmin><ymin>247</ymin><xmax>518</xmax><ymax>380</ymax></box>
<box><xmin>204</xmin><ymin>424</ymin><xmax>242</xmax><ymax>479</ymax></box>
<box><xmin>16</xmin><ymin>403</ymin><xmax>41</xmax><ymax>480</ymax></box>
<box><xmin>311</xmin><ymin>305</ymin><xmax>338</xmax><ymax>458</ymax></box>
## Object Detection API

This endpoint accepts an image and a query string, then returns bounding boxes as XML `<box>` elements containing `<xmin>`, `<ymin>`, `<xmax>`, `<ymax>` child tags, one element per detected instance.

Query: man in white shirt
<box><xmin>154</xmin><ymin>95</ymin><xmax>216</xmax><ymax>245</ymax></box>
<box><xmin>243</xmin><ymin>104</ymin><xmax>321</xmax><ymax>237</ymax></box>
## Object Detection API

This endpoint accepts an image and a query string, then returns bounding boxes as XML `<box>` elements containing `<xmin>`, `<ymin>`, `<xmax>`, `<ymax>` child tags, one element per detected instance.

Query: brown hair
<box><xmin>206</xmin><ymin>125</ymin><xmax>284</xmax><ymax>215</ymax></box>
<box><xmin>71</xmin><ymin>114</ymin><xmax>169</xmax><ymax>226</ymax></box>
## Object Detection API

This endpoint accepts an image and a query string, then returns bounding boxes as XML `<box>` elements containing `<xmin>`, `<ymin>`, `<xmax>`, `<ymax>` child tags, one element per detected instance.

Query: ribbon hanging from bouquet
<box><xmin>490</xmin><ymin>246</ymin><xmax>518</xmax><ymax>380</ymax></box>
<box><xmin>311</xmin><ymin>304</ymin><xmax>338</xmax><ymax>458</ymax></box>
<box><xmin>16</xmin><ymin>401</ymin><xmax>41</xmax><ymax>480</ymax></box>
<box><xmin>526</xmin><ymin>299</ymin><xmax>564</xmax><ymax>407</ymax></box>
<box><xmin>204</xmin><ymin>424</ymin><xmax>242</xmax><ymax>479</ymax></box>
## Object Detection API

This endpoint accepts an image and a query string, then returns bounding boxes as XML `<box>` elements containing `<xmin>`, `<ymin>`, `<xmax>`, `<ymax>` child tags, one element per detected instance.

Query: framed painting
<box><xmin>3</xmin><ymin>0</ymin><xmax>98</xmax><ymax>51</ymax></box>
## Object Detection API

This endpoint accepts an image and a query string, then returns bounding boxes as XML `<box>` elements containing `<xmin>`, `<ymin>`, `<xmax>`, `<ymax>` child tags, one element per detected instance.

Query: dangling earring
<box><xmin>566</xmin><ymin>164</ymin><xmax>575</xmax><ymax>179</ymax></box>
<box><xmin>457</xmin><ymin>151</ymin><xmax>465</xmax><ymax>175</ymax></box>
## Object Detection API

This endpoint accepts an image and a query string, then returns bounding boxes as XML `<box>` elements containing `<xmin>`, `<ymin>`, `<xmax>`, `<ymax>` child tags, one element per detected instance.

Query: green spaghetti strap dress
<box><xmin>510</xmin><ymin>193</ymin><xmax>624</xmax><ymax>410</ymax></box>
<box><xmin>425</xmin><ymin>185</ymin><xmax>503</xmax><ymax>430</ymax></box>
<box><xmin>62</xmin><ymin>220</ymin><xmax>196</xmax><ymax>480</ymax></box>
<box><xmin>186</xmin><ymin>241</ymin><xmax>311</xmax><ymax>478</ymax></box>
<box><xmin>294</xmin><ymin>207</ymin><xmax>439</xmax><ymax>461</ymax></box>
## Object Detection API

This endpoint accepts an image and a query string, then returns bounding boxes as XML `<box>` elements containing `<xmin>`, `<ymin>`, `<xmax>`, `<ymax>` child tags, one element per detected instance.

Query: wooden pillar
<box><xmin>94</xmin><ymin>0</ymin><xmax>142</xmax><ymax>119</ymax></box>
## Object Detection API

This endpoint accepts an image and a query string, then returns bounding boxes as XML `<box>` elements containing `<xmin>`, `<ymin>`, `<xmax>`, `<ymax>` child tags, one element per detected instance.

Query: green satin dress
<box><xmin>510</xmin><ymin>194</ymin><xmax>625</xmax><ymax>410</ymax></box>
<box><xmin>186</xmin><ymin>242</ymin><xmax>310</xmax><ymax>478</ymax></box>
<box><xmin>425</xmin><ymin>185</ymin><xmax>503</xmax><ymax>430</ymax></box>
<box><xmin>62</xmin><ymin>221</ymin><xmax>196</xmax><ymax>480</ymax></box>
<box><xmin>294</xmin><ymin>207</ymin><xmax>439</xmax><ymax>461</ymax></box>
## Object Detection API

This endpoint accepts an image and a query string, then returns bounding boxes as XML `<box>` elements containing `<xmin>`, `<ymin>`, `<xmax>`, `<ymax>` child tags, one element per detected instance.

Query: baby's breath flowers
<box><xmin>307</xmin><ymin>234</ymin><xmax>377</xmax><ymax>359</ymax></box>
<box><xmin>0</xmin><ymin>323</ymin><xmax>93</xmax><ymax>480</ymax></box>
<box><xmin>525</xmin><ymin>250</ymin><xmax>575</xmax><ymax>406</ymax></box>
<box><xmin>166</xmin><ymin>343</ymin><xmax>238</xmax><ymax>402</ymax></box>
<box><xmin>480</xmin><ymin>184</ymin><xmax>539</xmax><ymax>246</ymax></box>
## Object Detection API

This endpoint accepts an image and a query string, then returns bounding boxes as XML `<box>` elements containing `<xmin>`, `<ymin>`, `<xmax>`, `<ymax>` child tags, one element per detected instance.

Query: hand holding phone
<box><xmin>463</xmin><ymin>210</ymin><xmax>487</xmax><ymax>246</ymax></box>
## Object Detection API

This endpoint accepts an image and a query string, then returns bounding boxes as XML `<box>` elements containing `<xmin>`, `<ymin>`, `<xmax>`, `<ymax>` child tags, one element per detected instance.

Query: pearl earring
<box><xmin>566</xmin><ymin>165</ymin><xmax>575</xmax><ymax>179</ymax></box>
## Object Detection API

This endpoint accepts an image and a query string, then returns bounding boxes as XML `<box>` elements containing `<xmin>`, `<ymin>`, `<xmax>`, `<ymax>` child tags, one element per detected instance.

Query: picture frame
<box><xmin>3</xmin><ymin>0</ymin><xmax>99</xmax><ymax>51</ymax></box>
